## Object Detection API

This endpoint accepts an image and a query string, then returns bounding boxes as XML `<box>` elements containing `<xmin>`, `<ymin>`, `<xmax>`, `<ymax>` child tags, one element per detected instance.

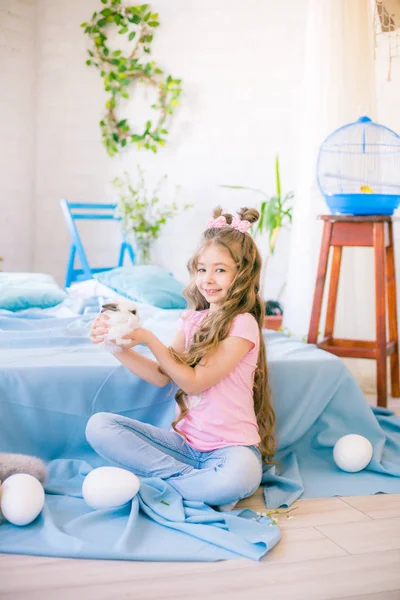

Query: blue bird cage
<box><xmin>317</xmin><ymin>116</ymin><xmax>400</xmax><ymax>216</ymax></box>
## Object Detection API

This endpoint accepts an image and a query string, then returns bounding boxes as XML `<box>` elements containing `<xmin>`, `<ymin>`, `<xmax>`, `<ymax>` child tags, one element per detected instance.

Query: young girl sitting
<box><xmin>86</xmin><ymin>206</ymin><xmax>276</xmax><ymax>510</ymax></box>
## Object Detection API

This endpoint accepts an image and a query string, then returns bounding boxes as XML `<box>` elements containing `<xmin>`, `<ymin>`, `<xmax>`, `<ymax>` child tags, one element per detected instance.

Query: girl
<box><xmin>87</xmin><ymin>207</ymin><xmax>276</xmax><ymax>510</ymax></box>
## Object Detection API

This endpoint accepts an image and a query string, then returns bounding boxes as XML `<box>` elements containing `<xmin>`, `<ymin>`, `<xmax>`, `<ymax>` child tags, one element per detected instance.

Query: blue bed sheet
<box><xmin>0</xmin><ymin>295</ymin><xmax>400</xmax><ymax>562</ymax></box>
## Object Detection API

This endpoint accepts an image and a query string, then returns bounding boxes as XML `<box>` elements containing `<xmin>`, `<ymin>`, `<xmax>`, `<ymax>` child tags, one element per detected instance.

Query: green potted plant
<box><xmin>220</xmin><ymin>156</ymin><xmax>293</xmax><ymax>330</ymax></box>
<box><xmin>113</xmin><ymin>166</ymin><xmax>192</xmax><ymax>264</ymax></box>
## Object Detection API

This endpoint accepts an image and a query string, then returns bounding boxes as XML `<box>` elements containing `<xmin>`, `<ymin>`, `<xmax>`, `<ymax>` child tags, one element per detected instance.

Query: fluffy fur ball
<box><xmin>0</xmin><ymin>453</ymin><xmax>47</xmax><ymax>484</ymax></box>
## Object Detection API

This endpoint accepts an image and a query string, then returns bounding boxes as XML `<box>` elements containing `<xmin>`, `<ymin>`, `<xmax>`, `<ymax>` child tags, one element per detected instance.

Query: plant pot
<box><xmin>263</xmin><ymin>315</ymin><xmax>283</xmax><ymax>331</ymax></box>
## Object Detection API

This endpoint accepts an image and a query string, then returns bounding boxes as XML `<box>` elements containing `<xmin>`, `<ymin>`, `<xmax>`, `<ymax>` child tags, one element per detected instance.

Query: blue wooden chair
<box><xmin>60</xmin><ymin>199</ymin><xmax>135</xmax><ymax>288</ymax></box>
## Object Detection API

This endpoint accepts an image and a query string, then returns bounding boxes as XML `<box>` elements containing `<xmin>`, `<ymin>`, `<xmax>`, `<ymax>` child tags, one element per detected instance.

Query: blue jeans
<box><xmin>85</xmin><ymin>412</ymin><xmax>263</xmax><ymax>507</ymax></box>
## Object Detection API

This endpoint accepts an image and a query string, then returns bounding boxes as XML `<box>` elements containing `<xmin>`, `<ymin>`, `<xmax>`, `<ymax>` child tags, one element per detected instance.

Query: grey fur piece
<box><xmin>0</xmin><ymin>453</ymin><xmax>47</xmax><ymax>484</ymax></box>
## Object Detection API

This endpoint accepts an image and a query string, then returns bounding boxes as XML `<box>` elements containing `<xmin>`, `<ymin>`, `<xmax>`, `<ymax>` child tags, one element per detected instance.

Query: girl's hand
<box><xmin>121</xmin><ymin>327</ymin><xmax>153</xmax><ymax>349</ymax></box>
<box><xmin>90</xmin><ymin>314</ymin><xmax>109</xmax><ymax>344</ymax></box>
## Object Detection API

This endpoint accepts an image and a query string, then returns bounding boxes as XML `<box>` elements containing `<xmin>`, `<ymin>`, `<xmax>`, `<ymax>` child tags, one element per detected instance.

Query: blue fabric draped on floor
<box><xmin>1</xmin><ymin>294</ymin><xmax>400</xmax><ymax>561</ymax></box>
<box><xmin>0</xmin><ymin>459</ymin><xmax>279</xmax><ymax>561</ymax></box>
<box><xmin>264</xmin><ymin>338</ymin><xmax>400</xmax><ymax>507</ymax></box>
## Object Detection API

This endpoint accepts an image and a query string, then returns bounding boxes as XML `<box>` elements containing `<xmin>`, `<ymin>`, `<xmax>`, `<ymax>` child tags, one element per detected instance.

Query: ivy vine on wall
<box><xmin>81</xmin><ymin>1</ymin><xmax>182</xmax><ymax>156</ymax></box>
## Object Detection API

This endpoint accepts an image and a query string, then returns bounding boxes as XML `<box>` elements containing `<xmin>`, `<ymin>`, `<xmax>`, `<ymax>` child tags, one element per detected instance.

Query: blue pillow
<box><xmin>94</xmin><ymin>266</ymin><xmax>187</xmax><ymax>309</ymax></box>
<box><xmin>0</xmin><ymin>272</ymin><xmax>67</xmax><ymax>311</ymax></box>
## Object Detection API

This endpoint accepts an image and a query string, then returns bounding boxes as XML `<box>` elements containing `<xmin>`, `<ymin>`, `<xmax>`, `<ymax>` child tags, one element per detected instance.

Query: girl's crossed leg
<box><xmin>85</xmin><ymin>412</ymin><xmax>262</xmax><ymax>507</ymax></box>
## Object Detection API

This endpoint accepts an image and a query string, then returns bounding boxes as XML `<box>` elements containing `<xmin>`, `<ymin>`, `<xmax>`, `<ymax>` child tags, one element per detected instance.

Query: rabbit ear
<box><xmin>101</xmin><ymin>303</ymin><xmax>118</xmax><ymax>312</ymax></box>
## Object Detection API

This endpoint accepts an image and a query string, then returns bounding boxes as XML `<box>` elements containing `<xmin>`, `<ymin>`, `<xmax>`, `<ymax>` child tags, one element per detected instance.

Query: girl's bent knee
<box><xmin>85</xmin><ymin>411</ymin><xmax>113</xmax><ymax>446</ymax></box>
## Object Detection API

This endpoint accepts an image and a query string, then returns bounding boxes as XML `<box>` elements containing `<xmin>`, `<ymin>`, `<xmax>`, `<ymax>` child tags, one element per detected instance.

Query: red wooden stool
<box><xmin>307</xmin><ymin>215</ymin><xmax>400</xmax><ymax>408</ymax></box>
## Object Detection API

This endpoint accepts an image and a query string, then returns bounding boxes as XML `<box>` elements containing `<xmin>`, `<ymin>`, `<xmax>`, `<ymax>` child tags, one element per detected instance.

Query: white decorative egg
<box><xmin>82</xmin><ymin>466</ymin><xmax>140</xmax><ymax>510</ymax></box>
<box><xmin>333</xmin><ymin>434</ymin><xmax>373</xmax><ymax>473</ymax></box>
<box><xmin>0</xmin><ymin>473</ymin><xmax>45</xmax><ymax>526</ymax></box>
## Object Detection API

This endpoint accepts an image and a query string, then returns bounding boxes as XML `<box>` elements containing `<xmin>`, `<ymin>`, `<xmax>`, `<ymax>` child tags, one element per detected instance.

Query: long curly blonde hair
<box><xmin>169</xmin><ymin>206</ymin><xmax>276</xmax><ymax>463</ymax></box>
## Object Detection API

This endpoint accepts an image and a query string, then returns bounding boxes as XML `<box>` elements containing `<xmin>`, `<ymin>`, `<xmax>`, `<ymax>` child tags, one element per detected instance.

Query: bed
<box><xmin>1</xmin><ymin>279</ymin><xmax>400</xmax><ymax>562</ymax></box>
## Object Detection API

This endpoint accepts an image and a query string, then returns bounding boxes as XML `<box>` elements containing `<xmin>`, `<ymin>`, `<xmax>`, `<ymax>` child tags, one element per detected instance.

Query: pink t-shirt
<box><xmin>175</xmin><ymin>310</ymin><xmax>261</xmax><ymax>451</ymax></box>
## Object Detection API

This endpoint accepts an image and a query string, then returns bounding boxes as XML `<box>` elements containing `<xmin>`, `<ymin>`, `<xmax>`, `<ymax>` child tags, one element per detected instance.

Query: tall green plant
<box><xmin>220</xmin><ymin>156</ymin><xmax>293</xmax><ymax>297</ymax></box>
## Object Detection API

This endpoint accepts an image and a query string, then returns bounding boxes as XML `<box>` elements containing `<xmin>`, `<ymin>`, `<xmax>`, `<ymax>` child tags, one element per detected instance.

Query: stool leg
<box><xmin>374</xmin><ymin>223</ymin><xmax>387</xmax><ymax>408</ymax></box>
<box><xmin>386</xmin><ymin>222</ymin><xmax>400</xmax><ymax>398</ymax></box>
<box><xmin>308</xmin><ymin>221</ymin><xmax>333</xmax><ymax>344</ymax></box>
<box><xmin>324</xmin><ymin>246</ymin><xmax>342</xmax><ymax>340</ymax></box>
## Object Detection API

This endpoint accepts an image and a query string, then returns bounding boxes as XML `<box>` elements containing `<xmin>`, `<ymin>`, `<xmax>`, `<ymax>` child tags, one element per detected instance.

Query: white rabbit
<box><xmin>100</xmin><ymin>299</ymin><xmax>140</xmax><ymax>352</ymax></box>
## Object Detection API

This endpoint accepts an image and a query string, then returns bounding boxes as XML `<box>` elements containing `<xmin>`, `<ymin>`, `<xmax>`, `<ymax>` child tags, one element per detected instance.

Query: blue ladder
<box><xmin>60</xmin><ymin>199</ymin><xmax>135</xmax><ymax>288</ymax></box>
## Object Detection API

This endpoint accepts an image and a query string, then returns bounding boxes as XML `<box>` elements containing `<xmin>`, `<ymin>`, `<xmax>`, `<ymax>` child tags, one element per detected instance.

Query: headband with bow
<box><xmin>206</xmin><ymin>214</ymin><xmax>251</xmax><ymax>234</ymax></box>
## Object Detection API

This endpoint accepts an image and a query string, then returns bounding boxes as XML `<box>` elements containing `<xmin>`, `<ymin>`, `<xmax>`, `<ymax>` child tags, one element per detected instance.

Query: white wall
<box><xmin>0</xmin><ymin>0</ymin><xmax>36</xmax><ymax>271</ymax></box>
<box><xmin>31</xmin><ymin>0</ymin><xmax>307</xmax><ymax>289</ymax></box>
<box><xmin>2</xmin><ymin>1</ymin><xmax>399</xmax><ymax>309</ymax></box>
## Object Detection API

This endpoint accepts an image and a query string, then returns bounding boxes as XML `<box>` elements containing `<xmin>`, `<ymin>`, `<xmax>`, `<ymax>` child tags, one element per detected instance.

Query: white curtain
<box><xmin>284</xmin><ymin>0</ymin><xmax>377</xmax><ymax>390</ymax></box>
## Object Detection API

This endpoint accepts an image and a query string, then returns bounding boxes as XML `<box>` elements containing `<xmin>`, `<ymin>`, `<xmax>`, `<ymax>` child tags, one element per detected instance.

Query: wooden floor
<box><xmin>1</xmin><ymin>395</ymin><xmax>400</xmax><ymax>600</ymax></box>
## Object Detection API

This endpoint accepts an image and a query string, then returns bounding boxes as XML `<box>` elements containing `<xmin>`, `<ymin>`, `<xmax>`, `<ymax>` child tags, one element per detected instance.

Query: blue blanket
<box><xmin>0</xmin><ymin>461</ymin><xmax>279</xmax><ymax>561</ymax></box>
<box><xmin>263</xmin><ymin>336</ymin><xmax>400</xmax><ymax>507</ymax></box>
<box><xmin>1</xmin><ymin>295</ymin><xmax>400</xmax><ymax>562</ymax></box>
